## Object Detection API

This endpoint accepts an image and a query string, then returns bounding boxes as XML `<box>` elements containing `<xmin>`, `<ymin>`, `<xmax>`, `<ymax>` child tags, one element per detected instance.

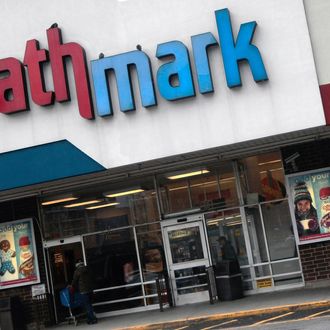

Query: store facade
<box><xmin>0</xmin><ymin>0</ymin><xmax>330</xmax><ymax>327</ymax></box>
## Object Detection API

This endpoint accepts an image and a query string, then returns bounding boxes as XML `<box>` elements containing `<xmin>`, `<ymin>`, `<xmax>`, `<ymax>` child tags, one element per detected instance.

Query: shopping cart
<box><xmin>59</xmin><ymin>287</ymin><xmax>85</xmax><ymax>326</ymax></box>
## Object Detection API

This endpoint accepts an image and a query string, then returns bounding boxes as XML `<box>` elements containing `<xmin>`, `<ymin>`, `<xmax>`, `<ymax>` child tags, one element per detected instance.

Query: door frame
<box><xmin>44</xmin><ymin>236</ymin><xmax>84</xmax><ymax>323</ymax></box>
<box><xmin>161</xmin><ymin>213</ymin><xmax>212</xmax><ymax>306</ymax></box>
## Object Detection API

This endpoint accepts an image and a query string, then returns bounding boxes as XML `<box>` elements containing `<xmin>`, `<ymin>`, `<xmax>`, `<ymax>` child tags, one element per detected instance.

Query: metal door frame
<box><xmin>44</xmin><ymin>237</ymin><xmax>84</xmax><ymax>323</ymax></box>
<box><xmin>161</xmin><ymin>214</ymin><xmax>211</xmax><ymax>306</ymax></box>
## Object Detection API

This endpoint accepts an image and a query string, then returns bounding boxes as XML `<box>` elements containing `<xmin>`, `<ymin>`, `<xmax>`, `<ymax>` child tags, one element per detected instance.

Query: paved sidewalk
<box><xmin>50</xmin><ymin>286</ymin><xmax>330</xmax><ymax>330</ymax></box>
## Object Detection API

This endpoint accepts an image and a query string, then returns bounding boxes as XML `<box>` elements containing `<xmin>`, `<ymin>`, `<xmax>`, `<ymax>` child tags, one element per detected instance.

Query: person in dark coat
<box><xmin>71</xmin><ymin>260</ymin><xmax>97</xmax><ymax>325</ymax></box>
<box><xmin>218</xmin><ymin>236</ymin><xmax>237</xmax><ymax>261</ymax></box>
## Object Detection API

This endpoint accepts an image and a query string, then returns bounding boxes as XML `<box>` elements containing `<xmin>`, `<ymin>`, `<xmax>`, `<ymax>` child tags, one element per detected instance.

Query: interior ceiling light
<box><xmin>41</xmin><ymin>197</ymin><xmax>78</xmax><ymax>206</ymax></box>
<box><xmin>167</xmin><ymin>170</ymin><xmax>210</xmax><ymax>180</ymax></box>
<box><xmin>259</xmin><ymin>168</ymin><xmax>283</xmax><ymax>174</ymax></box>
<box><xmin>64</xmin><ymin>200</ymin><xmax>101</xmax><ymax>208</ymax></box>
<box><xmin>86</xmin><ymin>202</ymin><xmax>119</xmax><ymax>210</ymax></box>
<box><xmin>104</xmin><ymin>189</ymin><xmax>144</xmax><ymax>198</ymax></box>
<box><xmin>258</xmin><ymin>160</ymin><xmax>282</xmax><ymax>166</ymax></box>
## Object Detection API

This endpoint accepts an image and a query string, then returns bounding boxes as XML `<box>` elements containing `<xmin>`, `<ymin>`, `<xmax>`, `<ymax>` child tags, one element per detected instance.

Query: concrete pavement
<box><xmin>49</xmin><ymin>286</ymin><xmax>330</xmax><ymax>330</ymax></box>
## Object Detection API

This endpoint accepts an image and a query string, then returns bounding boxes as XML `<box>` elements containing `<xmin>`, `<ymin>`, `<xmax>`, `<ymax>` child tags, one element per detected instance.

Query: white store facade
<box><xmin>0</xmin><ymin>0</ymin><xmax>330</xmax><ymax>326</ymax></box>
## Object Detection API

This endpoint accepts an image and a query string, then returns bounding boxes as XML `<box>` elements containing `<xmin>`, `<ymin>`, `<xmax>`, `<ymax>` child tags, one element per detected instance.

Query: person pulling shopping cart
<box><xmin>68</xmin><ymin>259</ymin><xmax>97</xmax><ymax>325</ymax></box>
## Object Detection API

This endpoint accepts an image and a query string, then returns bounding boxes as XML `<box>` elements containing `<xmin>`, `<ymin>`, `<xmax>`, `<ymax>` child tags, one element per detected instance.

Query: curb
<box><xmin>118</xmin><ymin>300</ymin><xmax>330</xmax><ymax>330</ymax></box>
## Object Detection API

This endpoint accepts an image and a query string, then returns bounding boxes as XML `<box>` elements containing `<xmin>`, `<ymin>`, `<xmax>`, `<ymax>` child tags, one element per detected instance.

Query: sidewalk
<box><xmin>51</xmin><ymin>286</ymin><xmax>330</xmax><ymax>330</ymax></box>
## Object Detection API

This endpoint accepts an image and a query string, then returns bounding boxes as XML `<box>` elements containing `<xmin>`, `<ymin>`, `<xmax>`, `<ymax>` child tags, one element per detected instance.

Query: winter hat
<box><xmin>294</xmin><ymin>182</ymin><xmax>312</xmax><ymax>204</ymax></box>
<box><xmin>19</xmin><ymin>236</ymin><xmax>30</xmax><ymax>247</ymax></box>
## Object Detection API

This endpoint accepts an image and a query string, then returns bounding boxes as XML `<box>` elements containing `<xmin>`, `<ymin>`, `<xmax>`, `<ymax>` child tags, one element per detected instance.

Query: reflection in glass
<box><xmin>245</xmin><ymin>206</ymin><xmax>268</xmax><ymax>263</ymax></box>
<box><xmin>41</xmin><ymin>177</ymin><xmax>159</xmax><ymax>240</ymax></box>
<box><xmin>48</xmin><ymin>243</ymin><xmax>83</xmax><ymax>323</ymax></box>
<box><xmin>168</xmin><ymin>227</ymin><xmax>204</xmax><ymax>263</ymax></box>
<box><xmin>158</xmin><ymin>162</ymin><xmax>238</xmax><ymax>215</ymax></box>
<box><xmin>135</xmin><ymin>223</ymin><xmax>166</xmax><ymax>288</ymax></box>
<box><xmin>254</xmin><ymin>264</ymin><xmax>271</xmax><ymax>278</ymax></box>
<box><xmin>174</xmin><ymin>266</ymin><xmax>207</xmax><ymax>295</ymax></box>
<box><xmin>261</xmin><ymin>201</ymin><xmax>297</xmax><ymax>261</ymax></box>
<box><xmin>273</xmin><ymin>274</ymin><xmax>303</xmax><ymax>287</ymax></box>
<box><xmin>238</xmin><ymin>151</ymin><xmax>286</xmax><ymax>204</ymax></box>
<box><xmin>83</xmin><ymin>229</ymin><xmax>143</xmax><ymax>312</ymax></box>
<box><xmin>206</xmin><ymin>209</ymin><xmax>248</xmax><ymax>266</ymax></box>
<box><xmin>190</xmin><ymin>174</ymin><xmax>220</xmax><ymax>209</ymax></box>
<box><xmin>271</xmin><ymin>260</ymin><xmax>300</xmax><ymax>275</ymax></box>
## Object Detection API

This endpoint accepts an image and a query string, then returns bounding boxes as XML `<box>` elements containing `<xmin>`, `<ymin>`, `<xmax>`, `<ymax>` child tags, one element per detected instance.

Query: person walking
<box><xmin>71</xmin><ymin>259</ymin><xmax>97</xmax><ymax>325</ymax></box>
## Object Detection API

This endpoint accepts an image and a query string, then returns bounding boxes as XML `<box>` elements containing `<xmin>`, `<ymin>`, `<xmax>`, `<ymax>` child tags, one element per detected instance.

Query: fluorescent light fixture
<box><xmin>42</xmin><ymin>197</ymin><xmax>78</xmax><ymax>206</ymax></box>
<box><xmin>105</xmin><ymin>189</ymin><xmax>144</xmax><ymax>198</ymax></box>
<box><xmin>167</xmin><ymin>170</ymin><xmax>210</xmax><ymax>180</ymax></box>
<box><xmin>259</xmin><ymin>167</ymin><xmax>283</xmax><ymax>174</ymax></box>
<box><xmin>258</xmin><ymin>160</ymin><xmax>282</xmax><ymax>166</ymax></box>
<box><xmin>64</xmin><ymin>200</ymin><xmax>101</xmax><ymax>208</ymax></box>
<box><xmin>86</xmin><ymin>202</ymin><xmax>119</xmax><ymax>210</ymax></box>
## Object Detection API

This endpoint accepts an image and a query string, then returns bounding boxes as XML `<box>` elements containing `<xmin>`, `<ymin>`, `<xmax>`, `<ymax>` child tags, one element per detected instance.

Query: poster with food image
<box><xmin>287</xmin><ymin>168</ymin><xmax>330</xmax><ymax>244</ymax></box>
<box><xmin>0</xmin><ymin>218</ymin><xmax>40</xmax><ymax>289</ymax></box>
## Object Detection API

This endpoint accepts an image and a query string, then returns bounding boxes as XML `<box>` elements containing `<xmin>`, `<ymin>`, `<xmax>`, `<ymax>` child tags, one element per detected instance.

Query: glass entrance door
<box><xmin>163</xmin><ymin>220</ymin><xmax>210</xmax><ymax>305</ymax></box>
<box><xmin>46</xmin><ymin>238</ymin><xmax>83</xmax><ymax>323</ymax></box>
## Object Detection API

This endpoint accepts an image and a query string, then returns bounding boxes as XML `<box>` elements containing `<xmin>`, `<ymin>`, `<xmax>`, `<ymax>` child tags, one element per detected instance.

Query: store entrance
<box><xmin>162</xmin><ymin>216</ymin><xmax>211</xmax><ymax>306</ymax></box>
<box><xmin>45</xmin><ymin>237</ymin><xmax>83</xmax><ymax>323</ymax></box>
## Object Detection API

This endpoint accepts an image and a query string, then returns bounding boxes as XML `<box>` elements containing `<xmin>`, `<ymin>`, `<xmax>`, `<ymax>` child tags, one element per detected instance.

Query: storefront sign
<box><xmin>0</xmin><ymin>9</ymin><xmax>267</xmax><ymax>118</ymax></box>
<box><xmin>287</xmin><ymin>168</ymin><xmax>330</xmax><ymax>244</ymax></box>
<box><xmin>0</xmin><ymin>0</ymin><xmax>324</xmax><ymax>170</ymax></box>
<box><xmin>0</xmin><ymin>218</ymin><xmax>40</xmax><ymax>289</ymax></box>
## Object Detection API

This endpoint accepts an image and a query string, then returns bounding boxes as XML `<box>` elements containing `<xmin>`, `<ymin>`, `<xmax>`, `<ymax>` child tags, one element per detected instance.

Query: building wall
<box><xmin>0</xmin><ymin>198</ymin><xmax>52</xmax><ymax>329</ymax></box>
<box><xmin>299</xmin><ymin>241</ymin><xmax>330</xmax><ymax>285</ymax></box>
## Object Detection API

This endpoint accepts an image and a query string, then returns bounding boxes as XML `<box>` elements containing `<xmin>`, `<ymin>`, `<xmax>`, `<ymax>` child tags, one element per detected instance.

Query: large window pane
<box><xmin>261</xmin><ymin>201</ymin><xmax>297</xmax><ymax>261</ymax></box>
<box><xmin>158</xmin><ymin>162</ymin><xmax>238</xmax><ymax>215</ymax></box>
<box><xmin>239</xmin><ymin>151</ymin><xmax>286</xmax><ymax>204</ymax></box>
<box><xmin>245</xmin><ymin>206</ymin><xmax>268</xmax><ymax>263</ymax></box>
<box><xmin>83</xmin><ymin>229</ymin><xmax>143</xmax><ymax>311</ymax></box>
<box><xmin>40</xmin><ymin>177</ymin><xmax>159</xmax><ymax>239</ymax></box>
<box><xmin>159</xmin><ymin>180</ymin><xmax>190</xmax><ymax>214</ymax></box>
<box><xmin>190</xmin><ymin>173</ymin><xmax>220</xmax><ymax>209</ymax></box>
<box><xmin>135</xmin><ymin>223</ymin><xmax>165</xmax><ymax>282</ymax></box>
<box><xmin>206</xmin><ymin>209</ymin><xmax>248</xmax><ymax>266</ymax></box>
<box><xmin>218</xmin><ymin>162</ymin><xmax>239</xmax><ymax>208</ymax></box>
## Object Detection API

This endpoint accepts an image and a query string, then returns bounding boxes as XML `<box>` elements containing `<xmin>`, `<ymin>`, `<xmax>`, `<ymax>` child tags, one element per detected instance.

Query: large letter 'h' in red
<box><xmin>47</xmin><ymin>27</ymin><xmax>94</xmax><ymax>119</ymax></box>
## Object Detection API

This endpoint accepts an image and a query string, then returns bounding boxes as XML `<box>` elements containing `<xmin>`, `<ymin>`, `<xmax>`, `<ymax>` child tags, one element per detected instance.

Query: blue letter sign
<box><xmin>91</xmin><ymin>50</ymin><xmax>156</xmax><ymax>116</ymax></box>
<box><xmin>215</xmin><ymin>8</ymin><xmax>268</xmax><ymax>88</ymax></box>
<box><xmin>156</xmin><ymin>41</ymin><xmax>195</xmax><ymax>101</ymax></box>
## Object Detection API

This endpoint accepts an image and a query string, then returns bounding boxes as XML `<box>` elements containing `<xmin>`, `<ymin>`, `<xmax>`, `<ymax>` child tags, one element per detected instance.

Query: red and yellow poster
<box><xmin>0</xmin><ymin>218</ymin><xmax>40</xmax><ymax>289</ymax></box>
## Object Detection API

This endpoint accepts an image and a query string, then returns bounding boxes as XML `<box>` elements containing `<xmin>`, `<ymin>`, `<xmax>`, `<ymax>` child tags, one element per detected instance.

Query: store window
<box><xmin>205</xmin><ymin>209</ymin><xmax>248</xmax><ymax>266</ymax></box>
<box><xmin>83</xmin><ymin>228</ymin><xmax>144</xmax><ymax>312</ymax></box>
<box><xmin>158</xmin><ymin>162</ymin><xmax>238</xmax><ymax>215</ymax></box>
<box><xmin>136</xmin><ymin>223</ymin><xmax>166</xmax><ymax>305</ymax></box>
<box><xmin>40</xmin><ymin>177</ymin><xmax>159</xmax><ymax>240</ymax></box>
<box><xmin>239</xmin><ymin>151</ymin><xmax>286</xmax><ymax>204</ymax></box>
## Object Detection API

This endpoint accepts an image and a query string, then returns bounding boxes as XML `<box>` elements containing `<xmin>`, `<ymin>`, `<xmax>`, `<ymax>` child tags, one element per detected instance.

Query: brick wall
<box><xmin>299</xmin><ymin>241</ymin><xmax>330</xmax><ymax>283</ymax></box>
<box><xmin>0</xmin><ymin>197</ymin><xmax>53</xmax><ymax>329</ymax></box>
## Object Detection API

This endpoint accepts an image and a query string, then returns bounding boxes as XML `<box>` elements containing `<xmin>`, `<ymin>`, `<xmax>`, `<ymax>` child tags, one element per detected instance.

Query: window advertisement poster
<box><xmin>0</xmin><ymin>218</ymin><xmax>40</xmax><ymax>289</ymax></box>
<box><xmin>287</xmin><ymin>168</ymin><xmax>330</xmax><ymax>244</ymax></box>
